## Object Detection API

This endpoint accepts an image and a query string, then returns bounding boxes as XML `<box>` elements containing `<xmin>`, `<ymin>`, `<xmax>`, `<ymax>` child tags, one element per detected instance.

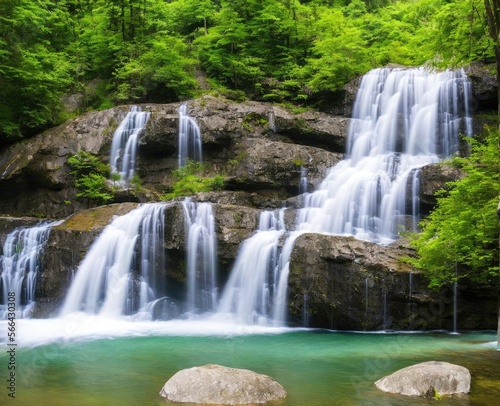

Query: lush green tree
<box><xmin>294</xmin><ymin>8</ymin><xmax>370</xmax><ymax>92</ymax></box>
<box><xmin>408</xmin><ymin>129</ymin><xmax>500</xmax><ymax>288</ymax></box>
<box><xmin>484</xmin><ymin>0</ymin><xmax>500</xmax><ymax>124</ymax></box>
<box><xmin>114</xmin><ymin>37</ymin><xmax>198</xmax><ymax>102</ymax></box>
<box><xmin>0</xmin><ymin>0</ymin><xmax>73</xmax><ymax>143</ymax></box>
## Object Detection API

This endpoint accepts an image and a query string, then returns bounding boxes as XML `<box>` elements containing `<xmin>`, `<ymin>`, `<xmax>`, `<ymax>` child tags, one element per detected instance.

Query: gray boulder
<box><xmin>159</xmin><ymin>364</ymin><xmax>287</xmax><ymax>405</ymax></box>
<box><xmin>375</xmin><ymin>361</ymin><xmax>471</xmax><ymax>398</ymax></box>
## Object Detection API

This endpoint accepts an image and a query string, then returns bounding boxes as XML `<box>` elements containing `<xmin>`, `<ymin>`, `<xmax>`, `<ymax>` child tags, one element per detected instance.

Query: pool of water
<box><xmin>1</xmin><ymin>318</ymin><xmax>498</xmax><ymax>406</ymax></box>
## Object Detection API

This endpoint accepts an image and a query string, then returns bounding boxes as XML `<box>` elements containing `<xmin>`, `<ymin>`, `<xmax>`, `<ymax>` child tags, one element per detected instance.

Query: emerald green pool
<box><xmin>1</xmin><ymin>321</ymin><xmax>498</xmax><ymax>406</ymax></box>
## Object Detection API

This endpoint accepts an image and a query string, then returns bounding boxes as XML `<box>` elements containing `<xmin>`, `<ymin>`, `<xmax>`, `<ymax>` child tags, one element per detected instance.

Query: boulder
<box><xmin>374</xmin><ymin>361</ymin><xmax>471</xmax><ymax>398</ymax></box>
<box><xmin>159</xmin><ymin>364</ymin><xmax>287</xmax><ymax>405</ymax></box>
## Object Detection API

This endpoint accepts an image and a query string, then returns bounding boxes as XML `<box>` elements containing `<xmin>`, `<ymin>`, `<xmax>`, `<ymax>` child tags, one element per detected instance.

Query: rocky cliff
<box><xmin>0</xmin><ymin>64</ymin><xmax>497</xmax><ymax>329</ymax></box>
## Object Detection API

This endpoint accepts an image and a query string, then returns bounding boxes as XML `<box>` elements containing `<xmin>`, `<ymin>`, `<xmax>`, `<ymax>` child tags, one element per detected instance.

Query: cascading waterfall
<box><xmin>59</xmin><ymin>203</ymin><xmax>166</xmax><ymax>319</ymax></box>
<box><xmin>110</xmin><ymin>106</ymin><xmax>150</xmax><ymax>185</ymax></box>
<box><xmin>178</xmin><ymin>104</ymin><xmax>202</xmax><ymax>168</ymax></box>
<box><xmin>213</xmin><ymin>67</ymin><xmax>472</xmax><ymax>327</ymax></box>
<box><xmin>0</xmin><ymin>221</ymin><xmax>60</xmax><ymax>318</ymax></box>
<box><xmin>297</xmin><ymin>67</ymin><xmax>472</xmax><ymax>244</ymax></box>
<box><xmin>216</xmin><ymin>209</ymin><xmax>290</xmax><ymax>325</ymax></box>
<box><xmin>183</xmin><ymin>199</ymin><xmax>218</xmax><ymax>313</ymax></box>
<box><xmin>50</xmin><ymin>67</ymin><xmax>473</xmax><ymax>331</ymax></box>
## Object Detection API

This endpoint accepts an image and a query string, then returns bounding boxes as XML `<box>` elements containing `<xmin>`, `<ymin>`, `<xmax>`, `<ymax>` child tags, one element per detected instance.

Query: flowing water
<box><xmin>216</xmin><ymin>209</ymin><xmax>292</xmax><ymax>326</ymax></box>
<box><xmin>59</xmin><ymin>204</ymin><xmax>166</xmax><ymax>319</ymax></box>
<box><xmin>0</xmin><ymin>221</ymin><xmax>61</xmax><ymax>319</ymax></box>
<box><xmin>178</xmin><ymin>104</ymin><xmax>202</xmax><ymax>167</ymax></box>
<box><xmin>0</xmin><ymin>68</ymin><xmax>488</xmax><ymax>404</ymax></box>
<box><xmin>297</xmin><ymin>68</ymin><xmax>472</xmax><ymax>244</ymax></box>
<box><xmin>110</xmin><ymin>106</ymin><xmax>150</xmax><ymax>185</ymax></box>
<box><xmin>183</xmin><ymin>199</ymin><xmax>218</xmax><ymax>313</ymax></box>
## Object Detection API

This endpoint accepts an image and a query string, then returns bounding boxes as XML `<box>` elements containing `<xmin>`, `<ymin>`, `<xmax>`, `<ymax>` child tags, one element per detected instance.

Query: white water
<box><xmin>216</xmin><ymin>209</ymin><xmax>293</xmax><ymax>326</ymax></box>
<box><xmin>296</xmin><ymin>68</ymin><xmax>472</xmax><ymax>244</ymax></box>
<box><xmin>183</xmin><ymin>199</ymin><xmax>218</xmax><ymax>313</ymax></box>
<box><xmin>59</xmin><ymin>204</ymin><xmax>165</xmax><ymax>319</ymax></box>
<box><xmin>0</xmin><ymin>221</ymin><xmax>60</xmax><ymax>318</ymax></box>
<box><xmin>178</xmin><ymin>104</ymin><xmax>202</xmax><ymax>167</ymax></box>
<box><xmin>216</xmin><ymin>67</ymin><xmax>473</xmax><ymax>326</ymax></box>
<box><xmin>110</xmin><ymin>106</ymin><xmax>150</xmax><ymax>184</ymax></box>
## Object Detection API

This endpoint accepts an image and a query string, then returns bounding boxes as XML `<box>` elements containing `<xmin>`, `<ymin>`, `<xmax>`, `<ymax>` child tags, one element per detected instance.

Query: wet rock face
<box><xmin>138</xmin><ymin>97</ymin><xmax>347</xmax><ymax>205</ymax></box>
<box><xmin>0</xmin><ymin>106</ymin><xmax>130</xmax><ymax>217</ymax></box>
<box><xmin>418</xmin><ymin>164</ymin><xmax>464</xmax><ymax>214</ymax></box>
<box><xmin>159</xmin><ymin>364</ymin><xmax>288</xmax><ymax>405</ymax></box>
<box><xmin>375</xmin><ymin>361</ymin><xmax>471</xmax><ymax>398</ymax></box>
<box><xmin>287</xmin><ymin>233</ymin><xmax>497</xmax><ymax>330</ymax></box>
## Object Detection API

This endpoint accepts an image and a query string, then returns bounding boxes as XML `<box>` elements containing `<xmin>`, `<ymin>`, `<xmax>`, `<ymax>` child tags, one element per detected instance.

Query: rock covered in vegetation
<box><xmin>159</xmin><ymin>364</ymin><xmax>287</xmax><ymax>405</ymax></box>
<box><xmin>0</xmin><ymin>106</ymin><xmax>131</xmax><ymax>217</ymax></box>
<box><xmin>374</xmin><ymin>361</ymin><xmax>471</xmax><ymax>397</ymax></box>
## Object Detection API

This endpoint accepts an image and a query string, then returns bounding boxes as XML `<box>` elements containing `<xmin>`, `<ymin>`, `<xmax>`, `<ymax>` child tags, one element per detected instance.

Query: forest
<box><xmin>0</xmin><ymin>0</ymin><xmax>496</xmax><ymax>143</ymax></box>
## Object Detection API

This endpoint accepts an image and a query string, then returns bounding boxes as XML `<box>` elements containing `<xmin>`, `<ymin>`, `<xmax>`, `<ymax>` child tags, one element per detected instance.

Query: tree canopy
<box><xmin>0</xmin><ymin>0</ymin><xmax>496</xmax><ymax>144</ymax></box>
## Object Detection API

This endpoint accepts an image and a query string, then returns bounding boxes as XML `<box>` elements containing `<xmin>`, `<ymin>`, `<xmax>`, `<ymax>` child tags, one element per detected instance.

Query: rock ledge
<box><xmin>159</xmin><ymin>364</ymin><xmax>287</xmax><ymax>405</ymax></box>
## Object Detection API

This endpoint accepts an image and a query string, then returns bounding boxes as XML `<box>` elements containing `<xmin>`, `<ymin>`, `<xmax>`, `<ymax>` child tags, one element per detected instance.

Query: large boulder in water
<box><xmin>374</xmin><ymin>361</ymin><xmax>471</xmax><ymax>398</ymax></box>
<box><xmin>159</xmin><ymin>364</ymin><xmax>288</xmax><ymax>405</ymax></box>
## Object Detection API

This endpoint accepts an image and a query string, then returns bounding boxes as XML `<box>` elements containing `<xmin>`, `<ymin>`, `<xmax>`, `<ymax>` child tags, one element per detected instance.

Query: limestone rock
<box><xmin>159</xmin><ymin>364</ymin><xmax>287</xmax><ymax>405</ymax></box>
<box><xmin>375</xmin><ymin>361</ymin><xmax>471</xmax><ymax>397</ymax></box>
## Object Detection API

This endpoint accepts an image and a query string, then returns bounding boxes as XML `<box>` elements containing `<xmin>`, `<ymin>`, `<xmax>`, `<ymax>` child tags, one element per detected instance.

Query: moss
<box><xmin>57</xmin><ymin>204</ymin><xmax>138</xmax><ymax>231</ymax></box>
<box><xmin>242</xmin><ymin>112</ymin><xmax>269</xmax><ymax>132</ymax></box>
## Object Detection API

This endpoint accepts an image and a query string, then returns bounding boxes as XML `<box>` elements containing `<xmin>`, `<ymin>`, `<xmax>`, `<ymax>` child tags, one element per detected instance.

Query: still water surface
<box><xmin>1</xmin><ymin>322</ymin><xmax>498</xmax><ymax>406</ymax></box>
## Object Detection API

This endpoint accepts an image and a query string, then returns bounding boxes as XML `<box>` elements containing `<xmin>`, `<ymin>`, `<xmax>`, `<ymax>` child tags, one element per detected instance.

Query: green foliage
<box><xmin>408</xmin><ymin>129</ymin><xmax>500</xmax><ymax>288</ymax></box>
<box><xmin>161</xmin><ymin>161</ymin><xmax>225</xmax><ymax>200</ymax></box>
<box><xmin>0</xmin><ymin>0</ymin><xmax>74</xmax><ymax>143</ymax></box>
<box><xmin>0</xmin><ymin>0</ymin><xmax>497</xmax><ymax>142</ymax></box>
<box><xmin>68</xmin><ymin>151</ymin><xmax>114</xmax><ymax>205</ymax></box>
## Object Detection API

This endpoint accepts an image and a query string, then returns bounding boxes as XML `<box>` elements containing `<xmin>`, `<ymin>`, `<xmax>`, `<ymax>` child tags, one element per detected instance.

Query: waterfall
<box><xmin>110</xmin><ymin>106</ymin><xmax>150</xmax><ymax>184</ymax></box>
<box><xmin>296</xmin><ymin>68</ymin><xmax>472</xmax><ymax>244</ymax></box>
<box><xmin>183</xmin><ymin>199</ymin><xmax>218</xmax><ymax>313</ymax></box>
<box><xmin>0</xmin><ymin>221</ymin><xmax>60</xmax><ymax>318</ymax></box>
<box><xmin>212</xmin><ymin>67</ymin><xmax>473</xmax><ymax>327</ymax></box>
<box><xmin>178</xmin><ymin>104</ymin><xmax>202</xmax><ymax>168</ymax></box>
<box><xmin>59</xmin><ymin>204</ymin><xmax>166</xmax><ymax>319</ymax></box>
<box><xmin>216</xmin><ymin>209</ymin><xmax>291</xmax><ymax>326</ymax></box>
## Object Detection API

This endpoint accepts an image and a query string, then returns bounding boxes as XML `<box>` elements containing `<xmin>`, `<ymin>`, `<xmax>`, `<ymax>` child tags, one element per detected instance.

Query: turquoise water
<box><xmin>1</xmin><ymin>328</ymin><xmax>498</xmax><ymax>406</ymax></box>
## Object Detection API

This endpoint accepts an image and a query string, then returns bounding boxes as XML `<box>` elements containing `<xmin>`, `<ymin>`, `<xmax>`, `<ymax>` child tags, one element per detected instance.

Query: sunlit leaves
<box><xmin>409</xmin><ymin>129</ymin><xmax>500</xmax><ymax>288</ymax></box>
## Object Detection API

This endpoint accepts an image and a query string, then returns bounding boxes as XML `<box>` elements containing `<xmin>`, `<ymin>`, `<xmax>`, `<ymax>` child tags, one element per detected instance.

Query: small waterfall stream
<box><xmin>110</xmin><ymin>106</ymin><xmax>150</xmax><ymax>185</ymax></box>
<box><xmin>183</xmin><ymin>199</ymin><xmax>218</xmax><ymax>314</ymax></box>
<box><xmin>178</xmin><ymin>104</ymin><xmax>202</xmax><ymax>167</ymax></box>
<box><xmin>216</xmin><ymin>209</ymin><xmax>290</xmax><ymax>325</ymax></box>
<box><xmin>59</xmin><ymin>203</ymin><xmax>166</xmax><ymax>319</ymax></box>
<box><xmin>0</xmin><ymin>221</ymin><xmax>60</xmax><ymax>318</ymax></box>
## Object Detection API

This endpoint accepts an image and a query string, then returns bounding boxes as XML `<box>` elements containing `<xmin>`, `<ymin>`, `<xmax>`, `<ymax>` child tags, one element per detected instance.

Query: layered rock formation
<box><xmin>0</xmin><ymin>64</ymin><xmax>497</xmax><ymax>328</ymax></box>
